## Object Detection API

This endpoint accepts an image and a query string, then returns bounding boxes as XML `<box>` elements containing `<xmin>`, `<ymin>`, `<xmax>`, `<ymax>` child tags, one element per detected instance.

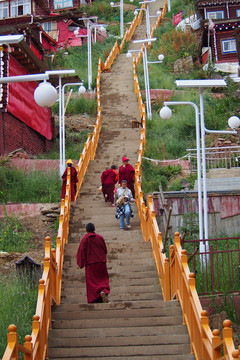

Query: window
<box><xmin>221</xmin><ymin>39</ymin><xmax>237</xmax><ymax>53</ymax></box>
<box><xmin>42</xmin><ymin>22</ymin><xmax>52</xmax><ymax>32</ymax></box>
<box><xmin>0</xmin><ymin>1</ymin><xmax>9</xmax><ymax>18</ymax></box>
<box><xmin>11</xmin><ymin>0</ymin><xmax>31</xmax><ymax>16</ymax></box>
<box><xmin>206</xmin><ymin>11</ymin><xmax>224</xmax><ymax>19</ymax></box>
<box><xmin>53</xmin><ymin>0</ymin><xmax>73</xmax><ymax>9</ymax></box>
<box><xmin>236</xmin><ymin>9</ymin><xmax>240</xmax><ymax>17</ymax></box>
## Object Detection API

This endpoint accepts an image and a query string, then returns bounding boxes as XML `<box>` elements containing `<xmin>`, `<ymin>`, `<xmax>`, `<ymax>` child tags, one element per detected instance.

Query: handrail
<box><xmin>133</xmin><ymin>1</ymin><xmax>239</xmax><ymax>358</ymax></box>
<box><xmin>2</xmin><ymin>11</ymin><xmax>145</xmax><ymax>360</ymax></box>
<box><xmin>170</xmin><ymin>234</ymin><xmax>239</xmax><ymax>360</ymax></box>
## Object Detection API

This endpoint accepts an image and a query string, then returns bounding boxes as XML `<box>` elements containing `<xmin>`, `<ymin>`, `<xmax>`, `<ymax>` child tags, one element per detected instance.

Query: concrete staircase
<box><xmin>194</xmin><ymin>168</ymin><xmax>240</xmax><ymax>191</ymax></box>
<box><xmin>48</xmin><ymin>195</ymin><xmax>194</xmax><ymax>359</ymax></box>
<box><xmin>47</xmin><ymin>2</ymin><xmax>195</xmax><ymax>358</ymax></box>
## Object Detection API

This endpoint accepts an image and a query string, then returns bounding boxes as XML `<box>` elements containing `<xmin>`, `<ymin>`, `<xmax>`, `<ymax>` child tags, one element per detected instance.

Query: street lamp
<box><xmin>61</xmin><ymin>82</ymin><xmax>86</xmax><ymax>171</ymax></box>
<box><xmin>110</xmin><ymin>0</ymin><xmax>134</xmax><ymax>38</ymax></box>
<box><xmin>160</xmin><ymin>79</ymin><xmax>240</xmax><ymax>241</ymax></box>
<box><xmin>77</xmin><ymin>18</ymin><xmax>106</xmax><ymax>90</ymax></box>
<box><xmin>110</xmin><ymin>0</ymin><xmax>124</xmax><ymax>38</ymax></box>
<box><xmin>131</xmin><ymin>38</ymin><xmax>164</xmax><ymax>120</ymax></box>
<box><xmin>160</xmin><ymin>102</ymin><xmax>203</xmax><ymax>243</ymax></box>
<box><xmin>138</xmin><ymin>0</ymin><xmax>156</xmax><ymax>39</ymax></box>
<box><xmin>44</xmin><ymin>70</ymin><xmax>76</xmax><ymax>176</ymax></box>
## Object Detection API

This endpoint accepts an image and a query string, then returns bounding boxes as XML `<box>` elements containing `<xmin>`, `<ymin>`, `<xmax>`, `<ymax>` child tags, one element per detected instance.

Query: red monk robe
<box><xmin>76</xmin><ymin>232</ymin><xmax>110</xmax><ymax>303</ymax></box>
<box><xmin>101</xmin><ymin>168</ymin><xmax>118</xmax><ymax>204</ymax></box>
<box><xmin>119</xmin><ymin>163</ymin><xmax>135</xmax><ymax>198</ymax></box>
<box><xmin>61</xmin><ymin>166</ymin><xmax>78</xmax><ymax>201</ymax></box>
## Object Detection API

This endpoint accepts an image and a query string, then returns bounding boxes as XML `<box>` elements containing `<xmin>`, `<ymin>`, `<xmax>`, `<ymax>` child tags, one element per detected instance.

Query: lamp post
<box><xmin>160</xmin><ymin>101</ymin><xmax>203</xmax><ymax>243</ymax></box>
<box><xmin>110</xmin><ymin>0</ymin><xmax>133</xmax><ymax>38</ymax></box>
<box><xmin>131</xmin><ymin>38</ymin><xmax>164</xmax><ymax>120</ymax></box>
<box><xmin>0</xmin><ymin>68</ymin><xmax>76</xmax><ymax>177</ymax></box>
<box><xmin>61</xmin><ymin>82</ymin><xmax>86</xmax><ymax>171</ymax></box>
<box><xmin>45</xmin><ymin>70</ymin><xmax>76</xmax><ymax>176</ymax></box>
<box><xmin>138</xmin><ymin>0</ymin><xmax>156</xmax><ymax>39</ymax></box>
<box><xmin>161</xmin><ymin>79</ymin><xmax>240</xmax><ymax>241</ymax></box>
<box><xmin>110</xmin><ymin>0</ymin><xmax>124</xmax><ymax>38</ymax></box>
<box><xmin>76</xmin><ymin>18</ymin><xmax>105</xmax><ymax>90</ymax></box>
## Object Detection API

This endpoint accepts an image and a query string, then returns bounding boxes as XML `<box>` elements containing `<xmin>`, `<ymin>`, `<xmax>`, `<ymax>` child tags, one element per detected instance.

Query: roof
<box><xmin>196</xmin><ymin>0</ymin><xmax>240</xmax><ymax>6</ymax></box>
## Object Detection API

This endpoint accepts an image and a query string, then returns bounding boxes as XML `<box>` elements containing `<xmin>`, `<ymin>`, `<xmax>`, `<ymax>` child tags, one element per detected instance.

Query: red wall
<box><xmin>0</xmin><ymin>112</ymin><xmax>53</xmax><ymax>155</ymax></box>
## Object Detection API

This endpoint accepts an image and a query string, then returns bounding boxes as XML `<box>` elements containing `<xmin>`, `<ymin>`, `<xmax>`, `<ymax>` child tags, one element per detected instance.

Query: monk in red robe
<box><xmin>101</xmin><ymin>165</ymin><xmax>118</xmax><ymax>206</ymax></box>
<box><xmin>76</xmin><ymin>223</ymin><xmax>110</xmax><ymax>303</ymax></box>
<box><xmin>119</xmin><ymin>156</ymin><xmax>135</xmax><ymax>198</ymax></box>
<box><xmin>61</xmin><ymin>159</ymin><xmax>78</xmax><ymax>201</ymax></box>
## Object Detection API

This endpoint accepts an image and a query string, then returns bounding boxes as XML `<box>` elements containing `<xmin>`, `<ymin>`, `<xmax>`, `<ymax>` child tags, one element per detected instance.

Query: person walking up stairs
<box><xmin>47</xmin><ymin>1</ymin><xmax>196</xmax><ymax>358</ymax></box>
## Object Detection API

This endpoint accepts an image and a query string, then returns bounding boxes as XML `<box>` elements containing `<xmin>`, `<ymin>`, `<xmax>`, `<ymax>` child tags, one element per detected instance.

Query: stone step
<box><xmin>194</xmin><ymin>177</ymin><xmax>240</xmax><ymax>191</ymax></box>
<box><xmin>60</xmin><ymin>292</ymin><xmax>162</xmax><ymax>303</ymax></box>
<box><xmin>68</xmin><ymin>230</ymin><xmax>144</xmax><ymax>242</ymax></box>
<box><xmin>62</xmin><ymin>270</ymin><xmax>158</xmax><ymax>282</ymax></box>
<box><xmin>48</xmin><ymin>333</ymin><xmax>190</xmax><ymax>348</ymax></box>
<box><xmin>48</xmin><ymin>343</ymin><xmax>190</xmax><ymax>358</ymax></box>
<box><xmin>62</xmin><ymin>277</ymin><xmax>158</xmax><ymax>287</ymax></box>
<box><xmin>48</xmin><ymin>323</ymin><xmax>188</xmax><ymax>339</ymax></box>
<box><xmin>63</xmin><ymin>256</ymin><xmax>155</xmax><ymax>266</ymax></box>
<box><xmin>64</xmin><ymin>263</ymin><xmax>156</xmax><ymax>275</ymax></box>
<box><xmin>51</xmin><ymin>314</ymin><xmax>183</xmax><ymax>330</ymax></box>
<box><xmin>52</xmin><ymin>306</ymin><xmax>182</xmax><ymax>321</ymax></box>
<box><xmin>207</xmin><ymin>168</ymin><xmax>240</xmax><ymax>179</ymax></box>
<box><xmin>51</xmin><ymin>300</ymin><xmax>176</xmax><ymax>313</ymax></box>
<box><xmin>64</xmin><ymin>247</ymin><xmax>152</xmax><ymax>257</ymax></box>
<box><xmin>61</xmin><ymin>284</ymin><xmax>161</xmax><ymax>296</ymax></box>
<box><xmin>48</xmin><ymin>355</ymin><xmax>195</xmax><ymax>360</ymax></box>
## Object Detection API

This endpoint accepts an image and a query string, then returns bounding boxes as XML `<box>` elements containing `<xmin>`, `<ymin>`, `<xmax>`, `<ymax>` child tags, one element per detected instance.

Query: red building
<box><xmin>195</xmin><ymin>0</ymin><xmax>240</xmax><ymax>73</ymax></box>
<box><xmin>0</xmin><ymin>36</ymin><xmax>55</xmax><ymax>156</ymax></box>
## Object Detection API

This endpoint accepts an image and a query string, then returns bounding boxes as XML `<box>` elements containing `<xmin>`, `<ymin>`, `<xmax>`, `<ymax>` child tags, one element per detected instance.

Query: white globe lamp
<box><xmin>158</xmin><ymin>54</ymin><xmax>164</xmax><ymax>61</ymax></box>
<box><xmin>110</xmin><ymin>1</ymin><xmax>114</xmax><ymax>6</ymax></box>
<box><xmin>126</xmin><ymin>51</ymin><xmax>133</xmax><ymax>58</ymax></box>
<box><xmin>99</xmin><ymin>26</ymin><xmax>105</xmax><ymax>32</ymax></box>
<box><xmin>74</xmin><ymin>28</ymin><xmax>79</xmax><ymax>37</ymax></box>
<box><xmin>160</xmin><ymin>106</ymin><xmax>172</xmax><ymax>120</ymax></box>
<box><xmin>134</xmin><ymin>9</ymin><xmax>138</xmax><ymax>16</ymax></box>
<box><xmin>34</xmin><ymin>82</ymin><xmax>58</xmax><ymax>108</ymax></box>
<box><xmin>157</xmin><ymin>10</ymin><xmax>161</xmax><ymax>16</ymax></box>
<box><xmin>78</xmin><ymin>85</ymin><xmax>86</xmax><ymax>95</ymax></box>
<box><xmin>228</xmin><ymin>116</ymin><xmax>240</xmax><ymax>130</ymax></box>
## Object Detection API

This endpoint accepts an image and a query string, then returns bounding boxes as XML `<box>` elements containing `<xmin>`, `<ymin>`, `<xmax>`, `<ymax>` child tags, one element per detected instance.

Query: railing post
<box><xmin>24</xmin><ymin>335</ymin><xmax>33</xmax><ymax>360</ymax></box>
<box><xmin>212</xmin><ymin>329</ymin><xmax>221</xmax><ymax>360</ymax></box>
<box><xmin>6</xmin><ymin>324</ymin><xmax>18</xmax><ymax>358</ymax></box>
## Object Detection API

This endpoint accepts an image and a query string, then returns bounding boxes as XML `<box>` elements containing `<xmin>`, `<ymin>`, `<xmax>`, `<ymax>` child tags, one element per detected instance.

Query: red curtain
<box><xmin>7</xmin><ymin>56</ymin><xmax>53</xmax><ymax>140</ymax></box>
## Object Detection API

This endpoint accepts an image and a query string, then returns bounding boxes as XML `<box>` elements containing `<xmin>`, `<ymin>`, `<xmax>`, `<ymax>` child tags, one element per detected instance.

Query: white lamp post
<box><xmin>165</xmin><ymin>80</ymin><xmax>240</xmax><ymax>241</ymax></box>
<box><xmin>138</xmin><ymin>0</ymin><xmax>156</xmax><ymax>39</ymax></box>
<box><xmin>77</xmin><ymin>18</ymin><xmax>105</xmax><ymax>90</ymax></box>
<box><xmin>132</xmin><ymin>38</ymin><xmax>164</xmax><ymax>120</ymax></box>
<box><xmin>160</xmin><ymin>102</ymin><xmax>203</xmax><ymax>243</ymax></box>
<box><xmin>45</xmin><ymin>70</ymin><xmax>76</xmax><ymax>176</ymax></box>
<box><xmin>110</xmin><ymin>0</ymin><xmax>124</xmax><ymax>38</ymax></box>
<box><xmin>61</xmin><ymin>82</ymin><xmax>86</xmax><ymax>171</ymax></box>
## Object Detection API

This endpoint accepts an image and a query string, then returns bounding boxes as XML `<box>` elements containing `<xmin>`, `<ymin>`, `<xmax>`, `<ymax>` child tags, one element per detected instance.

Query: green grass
<box><xmin>0</xmin><ymin>164</ymin><xmax>61</xmax><ymax>204</ymax></box>
<box><xmin>0</xmin><ymin>273</ymin><xmax>38</xmax><ymax>358</ymax></box>
<box><xmin>0</xmin><ymin>212</ymin><xmax>34</xmax><ymax>252</ymax></box>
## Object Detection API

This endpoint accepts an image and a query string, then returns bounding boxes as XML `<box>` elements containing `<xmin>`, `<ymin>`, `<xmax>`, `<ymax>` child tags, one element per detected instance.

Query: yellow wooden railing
<box><xmin>132</xmin><ymin>2</ymin><xmax>239</xmax><ymax>358</ymax></box>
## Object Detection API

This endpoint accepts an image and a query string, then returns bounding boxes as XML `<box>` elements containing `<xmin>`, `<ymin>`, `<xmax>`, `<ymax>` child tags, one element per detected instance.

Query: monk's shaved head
<box><xmin>86</xmin><ymin>223</ymin><xmax>95</xmax><ymax>232</ymax></box>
